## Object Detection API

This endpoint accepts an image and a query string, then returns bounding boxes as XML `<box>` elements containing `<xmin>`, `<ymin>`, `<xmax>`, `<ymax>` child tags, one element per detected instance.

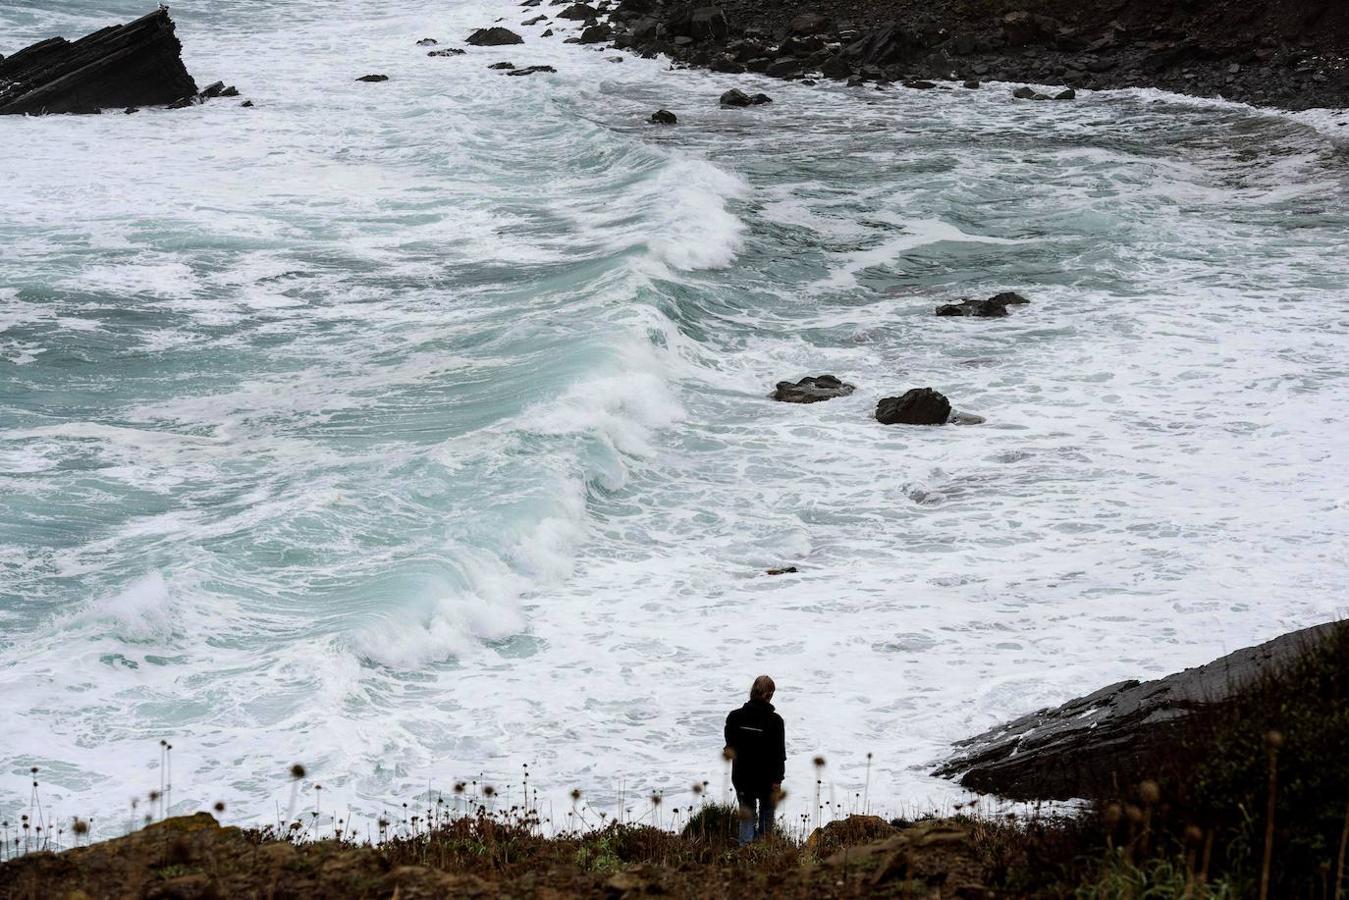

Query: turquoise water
<box><xmin>2</xmin><ymin>0</ymin><xmax>1347</xmax><ymax>833</ymax></box>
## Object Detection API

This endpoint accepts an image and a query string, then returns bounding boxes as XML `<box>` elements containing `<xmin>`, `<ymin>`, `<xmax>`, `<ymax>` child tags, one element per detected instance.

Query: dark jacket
<box><xmin>724</xmin><ymin>699</ymin><xmax>786</xmax><ymax>793</ymax></box>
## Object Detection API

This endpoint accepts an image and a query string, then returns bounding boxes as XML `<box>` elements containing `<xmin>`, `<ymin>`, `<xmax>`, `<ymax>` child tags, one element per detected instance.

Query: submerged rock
<box><xmin>356</xmin><ymin>73</ymin><xmax>389</xmax><ymax>82</ymax></box>
<box><xmin>765</xmin><ymin>566</ymin><xmax>798</xmax><ymax>576</ymax></box>
<box><xmin>772</xmin><ymin>375</ymin><xmax>855</xmax><ymax>404</ymax></box>
<box><xmin>649</xmin><ymin>108</ymin><xmax>677</xmax><ymax>124</ymax></box>
<box><xmin>505</xmin><ymin>64</ymin><xmax>556</xmax><ymax>76</ymax></box>
<box><xmin>416</xmin><ymin>37</ymin><xmax>439</xmax><ymax>46</ymax></box>
<box><xmin>1012</xmin><ymin>85</ymin><xmax>1052</xmax><ymax>100</ymax></box>
<box><xmin>0</xmin><ymin>9</ymin><xmax>200</xmax><ymax>115</ymax></box>
<box><xmin>428</xmin><ymin>48</ymin><xmax>467</xmax><ymax>57</ymax></box>
<box><xmin>467</xmin><ymin>27</ymin><xmax>525</xmax><ymax>46</ymax></box>
<box><xmin>875</xmin><ymin>388</ymin><xmax>951</xmax><ymax>425</ymax></box>
<box><xmin>488</xmin><ymin>61</ymin><xmax>517</xmax><ymax>69</ymax></box>
<box><xmin>936</xmin><ymin>622</ymin><xmax>1344</xmax><ymax>800</ymax></box>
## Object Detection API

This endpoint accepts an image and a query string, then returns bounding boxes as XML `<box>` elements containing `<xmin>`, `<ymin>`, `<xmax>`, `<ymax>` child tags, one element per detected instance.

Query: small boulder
<box><xmin>903</xmin><ymin>79</ymin><xmax>936</xmax><ymax>89</ymax></box>
<box><xmin>1012</xmin><ymin>85</ymin><xmax>1051</xmax><ymax>100</ymax></box>
<box><xmin>428</xmin><ymin>48</ymin><xmax>466</xmax><ymax>56</ymax></box>
<box><xmin>772</xmin><ymin>375</ymin><xmax>855</xmax><ymax>404</ymax></box>
<box><xmin>948</xmin><ymin>412</ymin><xmax>986</xmax><ymax>426</ymax></box>
<box><xmin>962</xmin><ymin>79</ymin><xmax>980</xmax><ymax>89</ymax></box>
<box><xmin>467</xmin><ymin>27</ymin><xmax>524</xmax><ymax>45</ymax></box>
<box><xmin>356</xmin><ymin>74</ymin><xmax>389</xmax><ymax>82</ymax></box>
<box><xmin>719</xmin><ymin>88</ymin><xmax>771</xmax><ymax>106</ymax></box>
<box><xmin>416</xmin><ymin>38</ymin><xmax>439</xmax><ymax>46</ymax></box>
<box><xmin>579</xmin><ymin>23</ymin><xmax>613</xmax><ymax>42</ymax></box>
<box><xmin>766</xmin><ymin>566</ymin><xmax>798</xmax><ymax>576</ymax></box>
<box><xmin>1054</xmin><ymin>88</ymin><xmax>1076</xmax><ymax>100</ymax></box>
<box><xmin>821</xmin><ymin>55</ymin><xmax>853</xmax><ymax>80</ymax></box>
<box><xmin>876</xmin><ymin>388</ymin><xmax>951</xmax><ymax>426</ymax></box>
<box><xmin>558</xmin><ymin>2</ymin><xmax>598</xmax><ymax>18</ymax></box>
<box><xmin>522</xmin><ymin>15</ymin><xmax>549</xmax><ymax>25</ymax></box>
<box><xmin>488</xmin><ymin>61</ymin><xmax>516</xmax><ymax>69</ymax></box>
<box><xmin>650</xmin><ymin>109</ymin><xmax>677</xmax><ymax>124</ymax></box>
<box><xmin>505</xmin><ymin>64</ymin><xmax>556</xmax><ymax>75</ymax></box>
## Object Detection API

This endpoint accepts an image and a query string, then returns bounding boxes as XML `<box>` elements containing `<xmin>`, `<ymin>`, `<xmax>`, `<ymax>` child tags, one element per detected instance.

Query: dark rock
<box><xmin>765</xmin><ymin>57</ymin><xmax>804</xmax><ymax>78</ymax></box>
<box><xmin>843</xmin><ymin>25</ymin><xmax>923</xmax><ymax>69</ymax></box>
<box><xmin>522</xmin><ymin>15</ymin><xmax>549</xmax><ymax>25</ymax></box>
<box><xmin>948</xmin><ymin>412</ymin><xmax>986</xmax><ymax>426</ymax></box>
<box><xmin>935</xmin><ymin>623</ymin><xmax>1344</xmax><ymax>800</ymax></box>
<box><xmin>356</xmin><ymin>74</ymin><xmax>389</xmax><ymax>82</ymax></box>
<box><xmin>821</xmin><ymin>55</ymin><xmax>854</xmax><ymax>79</ymax></box>
<box><xmin>903</xmin><ymin>79</ymin><xmax>936</xmax><ymax>89</ymax></box>
<box><xmin>467</xmin><ymin>27</ymin><xmax>525</xmax><ymax>46</ymax></box>
<box><xmin>505</xmin><ymin>64</ymin><xmax>557</xmax><ymax>75</ymax></box>
<box><xmin>220</xmin><ymin>86</ymin><xmax>239</xmax><ymax>97</ymax></box>
<box><xmin>558</xmin><ymin>2</ymin><xmax>598</xmax><ymax>19</ymax></box>
<box><xmin>875</xmin><ymin>388</ymin><xmax>951</xmax><ymax>426</ymax></box>
<box><xmin>789</xmin><ymin>13</ymin><xmax>832</xmax><ymax>37</ymax></box>
<box><xmin>428</xmin><ymin>48</ymin><xmax>467</xmax><ymax>56</ymax></box>
<box><xmin>0</xmin><ymin>9</ymin><xmax>200</xmax><ymax>115</ymax></box>
<box><xmin>772</xmin><ymin>375</ymin><xmax>856</xmax><ymax>404</ymax></box>
<box><xmin>1001</xmin><ymin>10</ymin><xmax>1058</xmax><ymax>47</ymax></box>
<box><xmin>779</xmin><ymin>35</ymin><xmax>824</xmax><ymax>58</ymax></box>
<box><xmin>962</xmin><ymin>79</ymin><xmax>980</xmax><ymax>88</ymax></box>
<box><xmin>650</xmin><ymin>108</ymin><xmax>677</xmax><ymax>124</ymax></box>
<box><xmin>766</xmin><ymin>566</ymin><xmax>799</xmax><ymax>576</ymax></box>
<box><xmin>1054</xmin><ymin>88</ymin><xmax>1076</xmax><ymax>99</ymax></box>
<box><xmin>579</xmin><ymin>23</ymin><xmax>613</xmax><ymax>42</ymax></box>
<box><xmin>667</xmin><ymin>5</ymin><xmax>730</xmax><ymax>42</ymax></box>
<box><xmin>1011</xmin><ymin>85</ymin><xmax>1051</xmax><ymax>100</ymax></box>
<box><xmin>240</xmin><ymin>100</ymin><xmax>254</xmax><ymax>107</ymax></box>
<box><xmin>199</xmin><ymin>81</ymin><xmax>226</xmax><ymax>98</ymax></box>
<box><xmin>488</xmin><ymin>61</ymin><xmax>516</xmax><ymax>69</ymax></box>
<box><xmin>416</xmin><ymin>38</ymin><xmax>439</xmax><ymax>46</ymax></box>
<box><xmin>935</xmin><ymin>292</ymin><xmax>1029</xmax><ymax>318</ymax></box>
<box><xmin>719</xmin><ymin>87</ymin><xmax>771</xmax><ymax>106</ymax></box>
<box><xmin>710</xmin><ymin>56</ymin><xmax>746</xmax><ymax>73</ymax></box>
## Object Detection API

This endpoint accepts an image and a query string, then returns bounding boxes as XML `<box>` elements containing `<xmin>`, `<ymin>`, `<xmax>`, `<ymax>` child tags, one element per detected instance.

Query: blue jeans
<box><xmin>736</xmin><ymin>790</ymin><xmax>775</xmax><ymax>845</ymax></box>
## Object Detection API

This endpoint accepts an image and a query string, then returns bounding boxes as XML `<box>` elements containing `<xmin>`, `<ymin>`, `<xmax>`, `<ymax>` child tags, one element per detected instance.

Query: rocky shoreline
<box><xmin>546</xmin><ymin>0</ymin><xmax>1349</xmax><ymax>111</ymax></box>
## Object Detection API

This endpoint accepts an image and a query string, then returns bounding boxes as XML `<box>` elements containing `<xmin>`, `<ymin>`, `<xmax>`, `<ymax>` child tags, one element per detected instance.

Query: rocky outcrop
<box><xmin>935</xmin><ymin>622</ymin><xmax>1343</xmax><ymax>800</ymax></box>
<box><xmin>650</xmin><ymin>108</ymin><xmax>678</xmax><ymax>123</ymax></box>
<box><xmin>935</xmin><ymin>291</ymin><xmax>1030</xmax><ymax>318</ymax></box>
<box><xmin>773</xmin><ymin>375</ymin><xmax>855</xmax><ymax>403</ymax></box>
<box><xmin>0</xmin><ymin>9</ymin><xmax>200</xmax><ymax>115</ymax></box>
<box><xmin>875</xmin><ymin>388</ymin><xmax>951</xmax><ymax>425</ymax></box>
<box><xmin>467</xmin><ymin>27</ymin><xmax>524</xmax><ymax>46</ymax></box>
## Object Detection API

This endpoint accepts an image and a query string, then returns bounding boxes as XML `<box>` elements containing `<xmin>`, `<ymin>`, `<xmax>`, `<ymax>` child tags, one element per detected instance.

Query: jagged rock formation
<box><xmin>0</xmin><ymin>9</ymin><xmax>199</xmax><ymax>115</ymax></box>
<box><xmin>935</xmin><ymin>622</ymin><xmax>1342</xmax><ymax>800</ymax></box>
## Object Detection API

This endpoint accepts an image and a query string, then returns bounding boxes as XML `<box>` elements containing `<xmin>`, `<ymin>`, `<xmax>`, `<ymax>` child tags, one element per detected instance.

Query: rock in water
<box><xmin>356</xmin><ymin>74</ymin><xmax>389</xmax><ymax>82</ymax></box>
<box><xmin>773</xmin><ymin>375</ymin><xmax>856</xmax><ymax>403</ymax></box>
<box><xmin>935</xmin><ymin>623</ymin><xmax>1343</xmax><ymax>800</ymax></box>
<box><xmin>649</xmin><ymin>109</ymin><xmax>677</xmax><ymax>124</ymax></box>
<box><xmin>875</xmin><ymin>388</ymin><xmax>951</xmax><ymax>425</ymax></box>
<box><xmin>0</xmin><ymin>9</ymin><xmax>199</xmax><ymax>115</ymax></box>
<box><xmin>719</xmin><ymin>88</ymin><xmax>772</xmax><ymax>107</ymax></box>
<box><xmin>467</xmin><ymin>27</ymin><xmax>525</xmax><ymax>46</ymax></box>
<box><xmin>935</xmin><ymin>291</ymin><xmax>1030</xmax><ymax>317</ymax></box>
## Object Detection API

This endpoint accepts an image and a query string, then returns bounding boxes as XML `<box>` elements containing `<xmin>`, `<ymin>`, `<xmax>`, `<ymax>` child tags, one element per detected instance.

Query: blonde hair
<box><xmin>750</xmin><ymin>675</ymin><xmax>776</xmax><ymax>702</ymax></box>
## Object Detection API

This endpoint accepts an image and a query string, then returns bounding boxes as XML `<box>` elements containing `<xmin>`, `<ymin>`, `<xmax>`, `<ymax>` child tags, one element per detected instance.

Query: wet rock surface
<box><xmin>0</xmin><ymin>9</ymin><xmax>202</xmax><ymax>115</ymax></box>
<box><xmin>773</xmin><ymin>374</ymin><xmax>856</xmax><ymax>403</ymax></box>
<box><xmin>935</xmin><ymin>622</ymin><xmax>1343</xmax><ymax>800</ymax></box>
<box><xmin>875</xmin><ymin>388</ymin><xmax>952</xmax><ymax>425</ymax></box>
<box><xmin>935</xmin><ymin>291</ymin><xmax>1030</xmax><ymax>317</ymax></box>
<box><xmin>467</xmin><ymin>27</ymin><xmax>525</xmax><ymax>46</ymax></box>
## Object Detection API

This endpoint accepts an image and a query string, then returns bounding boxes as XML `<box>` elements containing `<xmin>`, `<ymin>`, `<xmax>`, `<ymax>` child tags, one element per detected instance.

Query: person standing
<box><xmin>724</xmin><ymin>674</ymin><xmax>785</xmax><ymax>844</ymax></box>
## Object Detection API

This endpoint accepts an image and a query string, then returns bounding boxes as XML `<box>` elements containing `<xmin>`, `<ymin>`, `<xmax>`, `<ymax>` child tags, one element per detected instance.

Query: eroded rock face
<box><xmin>875</xmin><ymin>388</ymin><xmax>951</xmax><ymax>425</ymax></box>
<box><xmin>719</xmin><ymin>87</ymin><xmax>771</xmax><ymax>106</ymax></box>
<box><xmin>649</xmin><ymin>108</ymin><xmax>677</xmax><ymax>124</ymax></box>
<box><xmin>935</xmin><ymin>623</ymin><xmax>1343</xmax><ymax>800</ymax></box>
<box><xmin>0</xmin><ymin>9</ymin><xmax>200</xmax><ymax>115</ymax></box>
<box><xmin>773</xmin><ymin>375</ymin><xmax>856</xmax><ymax>403</ymax></box>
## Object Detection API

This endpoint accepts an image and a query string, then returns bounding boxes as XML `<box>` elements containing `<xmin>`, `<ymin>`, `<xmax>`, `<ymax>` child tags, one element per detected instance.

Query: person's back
<box><xmin>724</xmin><ymin>675</ymin><xmax>785</xmax><ymax>844</ymax></box>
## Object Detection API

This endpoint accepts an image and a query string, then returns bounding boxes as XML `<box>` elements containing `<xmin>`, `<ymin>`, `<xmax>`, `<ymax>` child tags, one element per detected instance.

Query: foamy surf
<box><xmin>1</xmin><ymin>0</ymin><xmax>1346</xmax><ymax>836</ymax></box>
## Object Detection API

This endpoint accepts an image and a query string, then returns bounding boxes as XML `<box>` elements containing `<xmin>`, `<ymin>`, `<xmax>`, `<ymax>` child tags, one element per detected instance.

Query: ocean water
<box><xmin>2</xmin><ymin>0</ymin><xmax>1348</xmax><ymax>834</ymax></box>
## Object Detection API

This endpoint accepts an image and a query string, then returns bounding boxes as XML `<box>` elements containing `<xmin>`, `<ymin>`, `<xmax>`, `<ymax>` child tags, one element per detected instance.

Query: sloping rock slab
<box><xmin>0</xmin><ymin>9</ymin><xmax>199</xmax><ymax>115</ymax></box>
<box><xmin>935</xmin><ymin>622</ymin><xmax>1342</xmax><ymax>800</ymax></box>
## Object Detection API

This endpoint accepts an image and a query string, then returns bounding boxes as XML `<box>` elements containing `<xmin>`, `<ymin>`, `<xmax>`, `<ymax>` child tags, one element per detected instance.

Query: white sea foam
<box><xmin>0</xmin><ymin>0</ymin><xmax>1346</xmax><ymax>836</ymax></box>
